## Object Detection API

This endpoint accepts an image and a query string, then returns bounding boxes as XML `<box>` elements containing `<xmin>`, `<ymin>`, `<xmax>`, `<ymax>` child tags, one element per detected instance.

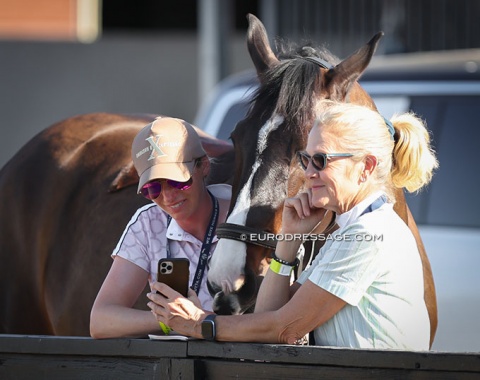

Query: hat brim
<box><xmin>137</xmin><ymin>161</ymin><xmax>196</xmax><ymax>193</ymax></box>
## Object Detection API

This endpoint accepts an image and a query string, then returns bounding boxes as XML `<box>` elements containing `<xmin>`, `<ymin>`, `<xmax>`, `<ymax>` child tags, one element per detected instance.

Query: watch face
<box><xmin>202</xmin><ymin>321</ymin><xmax>215</xmax><ymax>339</ymax></box>
<box><xmin>202</xmin><ymin>315</ymin><xmax>216</xmax><ymax>340</ymax></box>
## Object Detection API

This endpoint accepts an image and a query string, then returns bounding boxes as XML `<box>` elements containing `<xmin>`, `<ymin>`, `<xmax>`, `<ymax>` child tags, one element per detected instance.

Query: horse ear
<box><xmin>108</xmin><ymin>161</ymin><xmax>139</xmax><ymax>193</ymax></box>
<box><xmin>326</xmin><ymin>31</ymin><xmax>384</xmax><ymax>100</ymax></box>
<box><xmin>247</xmin><ymin>13</ymin><xmax>280</xmax><ymax>77</ymax></box>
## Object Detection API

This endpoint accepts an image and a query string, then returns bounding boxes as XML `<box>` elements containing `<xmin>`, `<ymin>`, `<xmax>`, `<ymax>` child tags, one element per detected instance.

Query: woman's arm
<box><xmin>90</xmin><ymin>256</ymin><xmax>161</xmax><ymax>339</ymax></box>
<box><xmin>219</xmin><ymin>280</ymin><xmax>346</xmax><ymax>344</ymax></box>
<box><xmin>254</xmin><ymin>191</ymin><xmax>328</xmax><ymax>313</ymax></box>
<box><xmin>148</xmin><ymin>279</ymin><xmax>346</xmax><ymax>344</ymax></box>
<box><xmin>253</xmin><ymin>240</ymin><xmax>302</xmax><ymax>313</ymax></box>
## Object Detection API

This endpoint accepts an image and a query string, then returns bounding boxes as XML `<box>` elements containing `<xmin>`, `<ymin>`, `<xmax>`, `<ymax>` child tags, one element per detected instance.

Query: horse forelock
<box><xmin>252</xmin><ymin>41</ymin><xmax>340</xmax><ymax>135</ymax></box>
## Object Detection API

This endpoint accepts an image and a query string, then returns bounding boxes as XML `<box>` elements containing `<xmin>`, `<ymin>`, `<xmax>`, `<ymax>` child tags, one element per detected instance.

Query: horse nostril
<box><xmin>212</xmin><ymin>291</ymin><xmax>242</xmax><ymax>315</ymax></box>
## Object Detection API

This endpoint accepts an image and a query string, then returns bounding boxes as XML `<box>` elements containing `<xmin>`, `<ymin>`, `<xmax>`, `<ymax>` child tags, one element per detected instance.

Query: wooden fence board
<box><xmin>0</xmin><ymin>334</ymin><xmax>187</xmax><ymax>357</ymax></box>
<box><xmin>0</xmin><ymin>354</ymin><xmax>172</xmax><ymax>380</ymax></box>
<box><xmin>0</xmin><ymin>334</ymin><xmax>189</xmax><ymax>380</ymax></box>
<box><xmin>188</xmin><ymin>340</ymin><xmax>480</xmax><ymax>373</ymax></box>
<box><xmin>1</xmin><ymin>334</ymin><xmax>479</xmax><ymax>379</ymax></box>
<box><xmin>197</xmin><ymin>359</ymin><xmax>480</xmax><ymax>380</ymax></box>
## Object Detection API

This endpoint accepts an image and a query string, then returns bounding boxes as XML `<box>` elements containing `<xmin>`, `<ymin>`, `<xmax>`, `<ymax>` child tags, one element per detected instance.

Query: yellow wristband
<box><xmin>270</xmin><ymin>259</ymin><xmax>294</xmax><ymax>276</ymax></box>
<box><xmin>159</xmin><ymin>322</ymin><xmax>172</xmax><ymax>335</ymax></box>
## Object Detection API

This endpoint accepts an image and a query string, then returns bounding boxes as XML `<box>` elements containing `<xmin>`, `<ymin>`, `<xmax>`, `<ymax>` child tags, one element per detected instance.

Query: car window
<box><xmin>217</xmin><ymin>101</ymin><xmax>251</xmax><ymax>140</ymax></box>
<box><xmin>403</xmin><ymin>95</ymin><xmax>480</xmax><ymax>228</ymax></box>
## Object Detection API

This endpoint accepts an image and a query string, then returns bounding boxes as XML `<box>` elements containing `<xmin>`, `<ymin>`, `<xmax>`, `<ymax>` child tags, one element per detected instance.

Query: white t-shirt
<box><xmin>297</xmin><ymin>192</ymin><xmax>430</xmax><ymax>350</ymax></box>
<box><xmin>112</xmin><ymin>184</ymin><xmax>232</xmax><ymax>311</ymax></box>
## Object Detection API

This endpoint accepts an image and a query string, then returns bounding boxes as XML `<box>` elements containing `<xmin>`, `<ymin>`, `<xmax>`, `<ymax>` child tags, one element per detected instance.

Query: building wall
<box><xmin>2</xmin><ymin>0</ymin><xmax>479</xmax><ymax>168</ymax></box>
<box><xmin>0</xmin><ymin>32</ymin><xmax>252</xmax><ymax>169</ymax></box>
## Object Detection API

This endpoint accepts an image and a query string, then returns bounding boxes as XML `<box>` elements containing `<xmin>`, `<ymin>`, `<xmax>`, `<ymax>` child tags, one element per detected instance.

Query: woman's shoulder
<box><xmin>345</xmin><ymin>204</ymin><xmax>414</xmax><ymax>243</ymax></box>
<box><xmin>129</xmin><ymin>203</ymin><xmax>168</xmax><ymax>225</ymax></box>
<box><xmin>343</xmin><ymin>203</ymin><xmax>398</xmax><ymax>234</ymax></box>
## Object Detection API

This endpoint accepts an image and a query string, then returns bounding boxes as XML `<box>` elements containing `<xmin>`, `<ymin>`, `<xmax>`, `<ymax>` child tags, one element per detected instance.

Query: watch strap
<box><xmin>204</xmin><ymin>314</ymin><xmax>217</xmax><ymax>322</ymax></box>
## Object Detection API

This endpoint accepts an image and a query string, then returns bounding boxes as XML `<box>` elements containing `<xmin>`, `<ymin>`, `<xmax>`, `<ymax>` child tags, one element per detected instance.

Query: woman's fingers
<box><xmin>283</xmin><ymin>191</ymin><xmax>329</xmax><ymax>234</ymax></box>
<box><xmin>147</xmin><ymin>282</ymin><xmax>207</xmax><ymax>337</ymax></box>
<box><xmin>147</xmin><ymin>292</ymin><xmax>165</xmax><ymax>317</ymax></box>
<box><xmin>151</xmin><ymin>281</ymin><xmax>180</xmax><ymax>298</ymax></box>
<box><xmin>147</xmin><ymin>282</ymin><xmax>177</xmax><ymax>321</ymax></box>
<box><xmin>148</xmin><ymin>282</ymin><xmax>200</xmax><ymax>318</ymax></box>
<box><xmin>284</xmin><ymin>192</ymin><xmax>310</xmax><ymax>219</ymax></box>
<box><xmin>187</xmin><ymin>288</ymin><xmax>202</xmax><ymax>308</ymax></box>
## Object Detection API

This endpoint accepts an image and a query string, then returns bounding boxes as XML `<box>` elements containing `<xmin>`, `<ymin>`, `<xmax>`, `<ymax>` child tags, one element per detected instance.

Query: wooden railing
<box><xmin>1</xmin><ymin>334</ymin><xmax>479</xmax><ymax>379</ymax></box>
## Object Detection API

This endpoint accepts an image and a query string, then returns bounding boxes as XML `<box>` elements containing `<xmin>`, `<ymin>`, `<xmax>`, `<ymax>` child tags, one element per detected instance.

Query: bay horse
<box><xmin>207</xmin><ymin>14</ymin><xmax>437</xmax><ymax>347</ymax></box>
<box><xmin>0</xmin><ymin>112</ymin><xmax>233</xmax><ymax>336</ymax></box>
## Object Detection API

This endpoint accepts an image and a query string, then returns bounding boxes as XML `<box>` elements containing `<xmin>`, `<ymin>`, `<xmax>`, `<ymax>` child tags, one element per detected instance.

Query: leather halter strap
<box><xmin>216</xmin><ymin>212</ymin><xmax>338</xmax><ymax>251</ymax></box>
<box><xmin>300</xmin><ymin>56</ymin><xmax>333</xmax><ymax>69</ymax></box>
<box><xmin>216</xmin><ymin>223</ymin><xmax>277</xmax><ymax>250</ymax></box>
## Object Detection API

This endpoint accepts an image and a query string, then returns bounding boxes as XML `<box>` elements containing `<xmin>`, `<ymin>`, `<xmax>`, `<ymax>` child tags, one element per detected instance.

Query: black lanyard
<box><xmin>166</xmin><ymin>190</ymin><xmax>219</xmax><ymax>294</ymax></box>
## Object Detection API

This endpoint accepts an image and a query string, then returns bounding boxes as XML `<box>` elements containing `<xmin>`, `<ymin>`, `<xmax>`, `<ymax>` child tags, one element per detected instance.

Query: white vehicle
<box><xmin>195</xmin><ymin>50</ymin><xmax>480</xmax><ymax>352</ymax></box>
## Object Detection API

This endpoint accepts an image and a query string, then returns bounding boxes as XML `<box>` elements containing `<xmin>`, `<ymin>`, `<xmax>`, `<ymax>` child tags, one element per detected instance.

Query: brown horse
<box><xmin>207</xmin><ymin>14</ymin><xmax>437</xmax><ymax>347</ymax></box>
<box><xmin>0</xmin><ymin>112</ymin><xmax>233</xmax><ymax>335</ymax></box>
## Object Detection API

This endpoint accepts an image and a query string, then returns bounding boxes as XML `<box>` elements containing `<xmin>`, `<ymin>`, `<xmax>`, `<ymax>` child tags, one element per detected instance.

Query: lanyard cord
<box><xmin>166</xmin><ymin>190</ymin><xmax>219</xmax><ymax>294</ymax></box>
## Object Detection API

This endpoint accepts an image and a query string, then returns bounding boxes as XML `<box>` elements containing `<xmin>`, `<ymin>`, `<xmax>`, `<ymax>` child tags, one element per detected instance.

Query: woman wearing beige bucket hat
<box><xmin>90</xmin><ymin>117</ymin><xmax>231</xmax><ymax>339</ymax></box>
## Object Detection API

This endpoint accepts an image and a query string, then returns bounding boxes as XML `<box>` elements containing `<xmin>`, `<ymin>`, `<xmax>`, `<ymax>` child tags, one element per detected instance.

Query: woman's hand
<box><xmin>282</xmin><ymin>189</ymin><xmax>328</xmax><ymax>235</ymax></box>
<box><xmin>147</xmin><ymin>282</ymin><xmax>205</xmax><ymax>338</ymax></box>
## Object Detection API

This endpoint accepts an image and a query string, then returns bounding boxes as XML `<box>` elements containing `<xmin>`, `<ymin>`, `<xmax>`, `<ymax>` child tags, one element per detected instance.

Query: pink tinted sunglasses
<box><xmin>140</xmin><ymin>178</ymin><xmax>193</xmax><ymax>200</ymax></box>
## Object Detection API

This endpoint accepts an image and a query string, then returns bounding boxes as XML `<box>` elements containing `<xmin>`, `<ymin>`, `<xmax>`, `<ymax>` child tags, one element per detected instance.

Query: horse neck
<box><xmin>392</xmin><ymin>187</ymin><xmax>408</xmax><ymax>223</ymax></box>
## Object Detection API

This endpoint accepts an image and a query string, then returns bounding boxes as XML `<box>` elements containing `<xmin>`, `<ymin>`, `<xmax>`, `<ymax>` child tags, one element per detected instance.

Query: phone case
<box><xmin>157</xmin><ymin>258</ymin><xmax>190</xmax><ymax>297</ymax></box>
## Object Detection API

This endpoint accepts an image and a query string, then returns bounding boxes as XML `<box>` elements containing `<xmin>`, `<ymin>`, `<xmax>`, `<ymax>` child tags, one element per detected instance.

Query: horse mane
<box><xmin>247</xmin><ymin>39</ymin><xmax>341</xmax><ymax>141</ymax></box>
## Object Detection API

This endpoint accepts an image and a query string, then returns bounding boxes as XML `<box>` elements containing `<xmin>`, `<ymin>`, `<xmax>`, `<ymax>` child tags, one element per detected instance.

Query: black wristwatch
<box><xmin>201</xmin><ymin>314</ymin><xmax>217</xmax><ymax>340</ymax></box>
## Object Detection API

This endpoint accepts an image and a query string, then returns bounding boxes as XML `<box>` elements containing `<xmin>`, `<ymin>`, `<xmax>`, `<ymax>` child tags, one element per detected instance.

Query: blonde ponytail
<box><xmin>390</xmin><ymin>113</ymin><xmax>439</xmax><ymax>192</ymax></box>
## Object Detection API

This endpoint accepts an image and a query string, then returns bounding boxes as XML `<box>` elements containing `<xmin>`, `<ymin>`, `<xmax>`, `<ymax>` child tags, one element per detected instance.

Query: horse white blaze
<box><xmin>209</xmin><ymin>115</ymin><xmax>284</xmax><ymax>294</ymax></box>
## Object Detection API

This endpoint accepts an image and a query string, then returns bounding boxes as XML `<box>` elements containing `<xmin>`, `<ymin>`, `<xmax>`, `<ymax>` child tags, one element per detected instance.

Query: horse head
<box><xmin>207</xmin><ymin>14</ymin><xmax>382</xmax><ymax>314</ymax></box>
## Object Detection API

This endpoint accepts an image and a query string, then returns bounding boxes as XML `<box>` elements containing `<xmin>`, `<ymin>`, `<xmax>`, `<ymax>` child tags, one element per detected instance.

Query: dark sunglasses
<box><xmin>140</xmin><ymin>178</ymin><xmax>193</xmax><ymax>200</ymax></box>
<box><xmin>297</xmin><ymin>151</ymin><xmax>354</xmax><ymax>171</ymax></box>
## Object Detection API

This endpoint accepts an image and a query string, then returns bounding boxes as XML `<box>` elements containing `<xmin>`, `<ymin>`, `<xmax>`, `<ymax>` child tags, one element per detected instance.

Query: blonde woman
<box><xmin>147</xmin><ymin>101</ymin><xmax>438</xmax><ymax>350</ymax></box>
